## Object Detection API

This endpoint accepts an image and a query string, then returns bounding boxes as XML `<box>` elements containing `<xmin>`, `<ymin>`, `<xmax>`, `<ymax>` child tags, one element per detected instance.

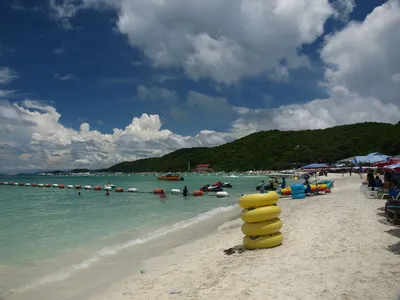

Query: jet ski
<box><xmin>200</xmin><ymin>184</ymin><xmax>224</xmax><ymax>192</ymax></box>
<box><xmin>212</xmin><ymin>181</ymin><xmax>232</xmax><ymax>188</ymax></box>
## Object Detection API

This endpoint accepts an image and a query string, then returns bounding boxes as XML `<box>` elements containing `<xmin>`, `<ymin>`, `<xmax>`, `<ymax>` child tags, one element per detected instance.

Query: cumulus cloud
<box><xmin>0</xmin><ymin>100</ymin><xmax>241</xmax><ymax>172</ymax></box>
<box><xmin>2</xmin><ymin>86</ymin><xmax>399</xmax><ymax>172</ymax></box>
<box><xmin>321</xmin><ymin>0</ymin><xmax>400</xmax><ymax>105</ymax></box>
<box><xmin>47</xmin><ymin>0</ymin><xmax>355</xmax><ymax>83</ymax></box>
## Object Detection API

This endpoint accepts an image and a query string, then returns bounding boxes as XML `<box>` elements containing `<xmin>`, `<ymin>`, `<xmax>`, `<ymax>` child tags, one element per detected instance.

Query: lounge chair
<box><xmin>380</xmin><ymin>189</ymin><xmax>400</xmax><ymax>200</ymax></box>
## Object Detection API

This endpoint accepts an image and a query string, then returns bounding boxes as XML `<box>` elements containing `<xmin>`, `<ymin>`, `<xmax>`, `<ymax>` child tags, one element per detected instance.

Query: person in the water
<box><xmin>106</xmin><ymin>191</ymin><xmax>110</xmax><ymax>196</ymax></box>
<box><xmin>183</xmin><ymin>186</ymin><xmax>189</xmax><ymax>196</ymax></box>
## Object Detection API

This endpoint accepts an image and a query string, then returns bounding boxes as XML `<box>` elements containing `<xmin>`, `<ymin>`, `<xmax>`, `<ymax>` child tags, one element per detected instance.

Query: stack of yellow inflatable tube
<box><xmin>239</xmin><ymin>192</ymin><xmax>283</xmax><ymax>250</ymax></box>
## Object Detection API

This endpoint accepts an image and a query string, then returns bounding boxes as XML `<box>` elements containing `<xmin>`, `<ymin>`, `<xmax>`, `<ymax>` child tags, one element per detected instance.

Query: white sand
<box><xmin>93</xmin><ymin>174</ymin><xmax>400</xmax><ymax>300</ymax></box>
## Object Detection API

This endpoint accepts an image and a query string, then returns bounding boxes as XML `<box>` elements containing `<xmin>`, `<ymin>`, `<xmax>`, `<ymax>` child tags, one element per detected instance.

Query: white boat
<box><xmin>84</xmin><ymin>185</ymin><xmax>92</xmax><ymax>189</ymax></box>
<box><xmin>52</xmin><ymin>184</ymin><xmax>59</xmax><ymax>187</ymax></box>
<box><xmin>38</xmin><ymin>183</ymin><xmax>44</xmax><ymax>187</ymax></box>
<box><xmin>26</xmin><ymin>183</ymin><xmax>31</xmax><ymax>186</ymax></box>
<box><xmin>4</xmin><ymin>182</ymin><xmax>8</xmax><ymax>185</ymax></box>
<box><xmin>67</xmin><ymin>185</ymin><xmax>74</xmax><ymax>188</ymax></box>
<box><xmin>14</xmin><ymin>182</ymin><xmax>19</xmax><ymax>186</ymax></box>
<box><xmin>128</xmin><ymin>188</ymin><xmax>137</xmax><ymax>193</ymax></box>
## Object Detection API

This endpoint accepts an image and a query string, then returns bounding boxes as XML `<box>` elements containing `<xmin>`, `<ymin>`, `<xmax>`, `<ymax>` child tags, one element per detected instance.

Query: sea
<box><xmin>0</xmin><ymin>173</ymin><xmax>274</xmax><ymax>300</ymax></box>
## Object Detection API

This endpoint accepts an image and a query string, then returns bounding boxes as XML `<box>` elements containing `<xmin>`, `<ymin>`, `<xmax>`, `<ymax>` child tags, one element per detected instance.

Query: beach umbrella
<box><xmin>383</xmin><ymin>163</ymin><xmax>400</xmax><ymax>173</ymax></box>
<box><xmin>301</xmin><ymin>163</ymin><xmax>331</xmax><ymax>169</ymax></box>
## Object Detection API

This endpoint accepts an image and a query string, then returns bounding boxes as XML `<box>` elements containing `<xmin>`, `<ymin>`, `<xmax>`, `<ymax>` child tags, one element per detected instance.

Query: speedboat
<box><xmin>157</xmin><ymin>173</ymin><xmax>184</xmax><ymax>181</ymax></box>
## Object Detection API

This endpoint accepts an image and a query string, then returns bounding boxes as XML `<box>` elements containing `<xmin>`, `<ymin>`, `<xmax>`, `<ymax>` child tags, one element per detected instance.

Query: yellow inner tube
<box><xmin>239</xmin><ymin>192</ymin><xmax>279</xmax><ymax>209</ymax></box>
<box><xmin>241</xmin><ymin>205</ymin><xmax>281</xmax><ymax>223</ymax></box>
<box><xmin>243</xmin><ymin>232</ymin><xmax>284</xmax><ymax>250</ymax></box>
<box><xmin>241</xmin><ymin>218</ymin><xmax>282</xmax><ymax>236</ymax></box>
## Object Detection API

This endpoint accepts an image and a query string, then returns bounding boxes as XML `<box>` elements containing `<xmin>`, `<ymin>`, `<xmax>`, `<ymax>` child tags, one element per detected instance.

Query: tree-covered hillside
<box><xmin>108</xmin><ymin>122</ymin><xmax>400</xmax><ymax>172</ymax></box>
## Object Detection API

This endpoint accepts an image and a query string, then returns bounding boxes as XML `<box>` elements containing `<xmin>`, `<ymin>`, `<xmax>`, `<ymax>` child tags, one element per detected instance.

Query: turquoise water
<box><xmin>0</xmin><ymin>173</ymin><xmax>270</xmax><ymax>296</ymax></box>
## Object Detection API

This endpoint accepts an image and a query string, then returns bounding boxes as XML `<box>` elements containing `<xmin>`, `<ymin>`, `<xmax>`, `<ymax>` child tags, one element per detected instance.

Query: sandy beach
<box><xmin>92</xmin><ymin>174</ymin><xmax>400</xmax><ymax>300</ymax></box>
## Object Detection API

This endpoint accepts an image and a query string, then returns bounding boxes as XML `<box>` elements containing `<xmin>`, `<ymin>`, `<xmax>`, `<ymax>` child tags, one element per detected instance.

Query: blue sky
<box><xmin>0</xmin><ymin>0</ymin><xmax>399</xmax><ymax>171</ymax></box>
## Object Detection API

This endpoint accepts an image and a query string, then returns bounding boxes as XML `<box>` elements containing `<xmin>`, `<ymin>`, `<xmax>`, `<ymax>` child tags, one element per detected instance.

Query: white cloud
<box><xmin>54</xmin><ymin>73</ymin><xmax>80</xmax><ymax>81</ymax></box>
<box><xmin>321</xmin><ymin>0</ymin><xmax>400</xmax><ymax>105</ymax></box>
<box><xmin>136</xmin><ymin>85</ymin><xmax>178</xmax><ymax>103</ymax></box>
<box><xmin>1</xmin><ymin>87</ymin><xmax>399</xmax><ymax>172</ymax></box>
<box><xmin>0</xmin><ymin>66</ymin><xmax>18</xmax><ymax>84</ymax></box>
<box><xmin>47</xmin><ymin>0</ymin><xmax>355</xmax><ymax>84</ymax></box>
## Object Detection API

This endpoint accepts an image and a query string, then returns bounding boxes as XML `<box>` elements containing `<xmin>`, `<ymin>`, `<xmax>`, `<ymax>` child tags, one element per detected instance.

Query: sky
<box><xmin>0</xmin><ymin>0</ymin><xmax>399</xmax><ymax>172</ymax></box>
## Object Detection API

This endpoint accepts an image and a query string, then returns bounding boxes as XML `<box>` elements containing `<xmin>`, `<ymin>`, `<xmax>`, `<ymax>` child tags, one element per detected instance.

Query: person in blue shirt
<box><xmin>281</xmin><ymin>177</ymin><xmax>286</xmax><ymax>189</ymax></box>
<box><xmin>375</xmin><ymin>175</ymin><xmax>383</xmax><ymax>188</ymax></box>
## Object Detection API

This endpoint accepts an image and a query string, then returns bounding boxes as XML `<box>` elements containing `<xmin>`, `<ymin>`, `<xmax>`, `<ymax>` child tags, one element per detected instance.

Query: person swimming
<box><xmin>183</xmin><ymin>185</ymin><xmax>189</xmax><ymax>197</ymax></box>
<box><xmin>106</xmin><ymin>191</ymin><xmax>110</xmax><ymax>195</ymax></box>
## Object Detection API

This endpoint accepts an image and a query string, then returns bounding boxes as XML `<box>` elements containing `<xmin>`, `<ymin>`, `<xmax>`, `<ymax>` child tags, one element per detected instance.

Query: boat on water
<box><xmin>157</xmin><ymin>173</ymin><xmax>184</xmax><ymax>181</ymax></box>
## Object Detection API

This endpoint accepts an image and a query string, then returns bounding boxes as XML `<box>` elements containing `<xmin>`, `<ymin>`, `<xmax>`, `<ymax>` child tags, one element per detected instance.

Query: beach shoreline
<box><xmin>89</xmin><ymin>174</ymin><xmax>400</xmax><ymax>300</ymax></box>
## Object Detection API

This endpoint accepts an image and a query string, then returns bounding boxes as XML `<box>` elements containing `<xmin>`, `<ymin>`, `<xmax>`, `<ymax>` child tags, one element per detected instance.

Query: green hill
<box><xmin>108</xmin><ymin>122</ymin><xmax>400</xmax><ymax>172</ymax></box>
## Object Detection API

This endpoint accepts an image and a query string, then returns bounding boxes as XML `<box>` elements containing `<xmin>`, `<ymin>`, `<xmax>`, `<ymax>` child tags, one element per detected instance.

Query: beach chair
<box><xmin>380</xmin><ymin>189</ymin><xmax>400</xmax><ymax>200</ymax></box>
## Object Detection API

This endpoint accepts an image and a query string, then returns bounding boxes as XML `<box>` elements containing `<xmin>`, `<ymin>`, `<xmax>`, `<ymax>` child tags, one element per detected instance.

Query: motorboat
<box><xmin>157</xmin><ymin>173</ymin><xmax>184</xmax><ymax>181</ymax></box>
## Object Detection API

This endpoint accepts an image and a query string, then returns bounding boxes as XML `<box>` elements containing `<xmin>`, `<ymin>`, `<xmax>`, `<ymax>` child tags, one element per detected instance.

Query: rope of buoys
<box><xmin>0</xmin><ymin>183</ymin><xmax>233</xmax><ymax>197</ymax></box>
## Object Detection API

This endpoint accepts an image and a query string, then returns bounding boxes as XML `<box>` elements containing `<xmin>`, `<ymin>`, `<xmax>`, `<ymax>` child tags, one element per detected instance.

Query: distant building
<box><xmin>195</xmin><ymin>164</ymin><xmax>212</xmax><ymax>172</ymax></box>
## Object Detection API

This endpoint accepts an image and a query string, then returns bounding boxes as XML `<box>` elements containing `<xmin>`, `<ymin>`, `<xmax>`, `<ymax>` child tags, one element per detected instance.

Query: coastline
<box><xmin>91</xmin><ymin>174</ymin><xmax>400</xmax><ymax>300</ymax></box>
<box><xmin>5</xmin><ymin>204</ymin><xmax>242</xmax><ymax>300</ymax></box>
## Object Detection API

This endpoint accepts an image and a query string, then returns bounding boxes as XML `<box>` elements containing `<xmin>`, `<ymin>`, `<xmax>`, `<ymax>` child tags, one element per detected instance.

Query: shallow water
<box><xmin>0</xmin><ymin>173</ymin><xmax>285</xmax><ymax>298</ymax></box>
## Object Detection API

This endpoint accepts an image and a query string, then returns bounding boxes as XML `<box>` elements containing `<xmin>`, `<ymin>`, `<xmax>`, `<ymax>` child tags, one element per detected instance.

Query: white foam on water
<box><xmin>13</xmin><ymin>204</ymin><xmax>238</xmax><ymax>293</ymax></box>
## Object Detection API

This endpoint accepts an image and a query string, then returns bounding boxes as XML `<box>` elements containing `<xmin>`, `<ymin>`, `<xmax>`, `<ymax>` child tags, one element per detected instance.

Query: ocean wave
<box><xmin>13</xmin><ymin>204</ymin><xmax>238</xmax><ymax>293</ymax></box>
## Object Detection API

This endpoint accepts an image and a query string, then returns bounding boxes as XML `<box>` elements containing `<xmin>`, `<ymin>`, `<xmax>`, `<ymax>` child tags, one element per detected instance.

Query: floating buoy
<box><xmin>193</xmin><ymin>190</ymin><xmax>204</xmax><ymax>197</ymax></box>
<box><xmin>31</xmin><ymin>184</ymin><xmax>37</xmax><ymax>187</ymax></box>
<box><xmin>75</xmin><ymin>185</ymin><xmax>81</xmax><ymax>189</ymax></box>
<box><xmin>9</xmin><ymin>182</ymin><xmax>14</xmax><ymax>185</ymax></box>
<box><xmin>171</xmin><ymin>189</ymin><xmax>181</xmax><ymax>194</ymax></box>
<box><xmin>216</xmin><ymin>191</ymin><xmax>228</xmax><ymax>198</ymax></box>
<box><xmin>67</xmin><ymin>185</ymin><xmax>73</xmax><ymax>188</ymax></box>
<box><xmin>3</xmin><ymin>182</ymin><xmax>8</xmax><ymax>185</ymax></box>
<box><xmin>94</xmin><ymin>186</ymin><xmax>101</xmax><ymax>191</ymax></box>
<box><xmin>115</xmin><ymin>187</ymin><xmax>124</xmax><ymax>192</ymax></box>
<box><xmin>153</xmin><ymin>188</ymin><xmax>164</xmax><ymax>194</ymax></box>
<box><xmin>84</xmin><ymin>185</ymin><xmax>91</xmax><ymax>190</ymax></box>
<box><xmin>52</xmin><ymin>184</ymin><xmax>59</xmax><ymax>188</ymax></box>
<box><xmin>104</xmin><ymin>186</ymin><xmax>112</xmax><ymax>191</ymax></box>
<box><xmin>26</xmin><ymin>183</ymin><xmax>31</xmax><ymax>186</ymax></box>
<box><xmin>0</xmin><ymin>182</ymin><xmax>3</xmax><ymax>185</ymax></box>
<box><xmin>59</xmin><ymin>184</ymin><xmax>65</xmax><ymax>189</ymax></box>
<box><xmin>14</xmin><ymin>182</ymin><xmax>19</xmax><ymax>186</ymax></box>
<box><xmin>128</xmin><ymin>188</ymin><xmax>137</xmax><ymax>193</ymax></box>
<box><xmin>45</xmin><ymin>184</ymin><xmax>51</xmax><ymax>187</ymax></box>
<box><xmin>19</xmin><ymin>183</ymin><xmax>25</xmax><ymax>186</ymax></box>
<box><xmin>38</xmin><ymin>184</ymin><xmax>44</xmax><ymax>187</ymax></box>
